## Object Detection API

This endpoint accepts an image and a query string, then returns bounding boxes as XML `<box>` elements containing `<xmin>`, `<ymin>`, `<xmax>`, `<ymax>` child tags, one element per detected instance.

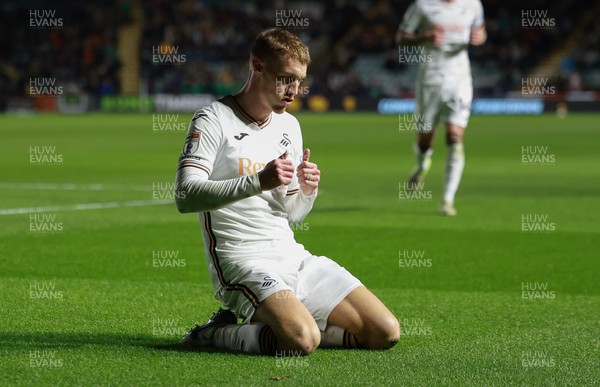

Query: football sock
<box><xmin>319</xmin><ymin>325</ymin><xmax>359</xmax><ymax>349</ymax></box>
<box><xmin>212</xmin><ymin>322</ymin><xmax>277</xmax><ymax>355</ymax></box>
<box><xmin>414</xmin><ymin>143</ymin><xmax>433</xmax><ymax>173</ymax></box>
<box><xmin>212</xmin><ymin>323</ymin><xmax>360</xmax><ymax>353</ymax></box>
<box><xmin>443</xmin><ymin>143</ymin><xmax>465</xmax><ymax>204</ymax></box>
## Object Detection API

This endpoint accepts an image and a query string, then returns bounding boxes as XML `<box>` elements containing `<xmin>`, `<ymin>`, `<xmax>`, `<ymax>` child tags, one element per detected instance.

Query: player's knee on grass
<box><xmin>279</xmin><ymin>322</ymin><xmax>320</xmax><ymax>355</ymax></box>
<box><xmin>363</xmin><ymin>314</ymin><xmax>400</xmax><ymax>350</ymax></box>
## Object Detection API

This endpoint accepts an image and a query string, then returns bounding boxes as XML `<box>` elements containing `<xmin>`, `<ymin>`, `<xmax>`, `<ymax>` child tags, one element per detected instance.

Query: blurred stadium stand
<box><xmin>1</xmin><ymin>0</ymin><xmax>599</xmax><ymax>112</ymax></box>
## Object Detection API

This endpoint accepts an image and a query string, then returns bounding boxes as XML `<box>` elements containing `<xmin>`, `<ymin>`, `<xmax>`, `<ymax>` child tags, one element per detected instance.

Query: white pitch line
<box><xmin>0</xmin><ymin>182</ymin><xmax>151</xmax><ymax>191</ymax></box>
<box><xmin>0</xmin><ymin>199</ymin><xmax>173</xmax><ymax>216</ymax></box>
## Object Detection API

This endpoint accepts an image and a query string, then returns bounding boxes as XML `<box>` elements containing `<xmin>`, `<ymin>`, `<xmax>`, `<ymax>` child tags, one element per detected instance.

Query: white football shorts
<box><xmin>415</xmin><ymin>75</ymin><xmax>473</xmax><ymax>130</ymax></box>
<box><xmin>209</xmin><ymin>240</ymin><xmax>362</xmax><ymax>330</ymax></box>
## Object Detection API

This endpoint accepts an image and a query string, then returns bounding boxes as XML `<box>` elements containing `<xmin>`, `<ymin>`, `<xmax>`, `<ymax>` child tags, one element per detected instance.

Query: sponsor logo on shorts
<box><xmin>260</xmin><ymin>276</ymin><xmax>278</xmax><ymax>290</ymax></box>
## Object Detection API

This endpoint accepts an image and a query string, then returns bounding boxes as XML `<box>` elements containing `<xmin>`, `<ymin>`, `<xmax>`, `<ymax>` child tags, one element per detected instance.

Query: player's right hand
<box><xmin>258</xmin><ymin>151</ymin><xmax>294</xmax><ymax>190</ymax></box>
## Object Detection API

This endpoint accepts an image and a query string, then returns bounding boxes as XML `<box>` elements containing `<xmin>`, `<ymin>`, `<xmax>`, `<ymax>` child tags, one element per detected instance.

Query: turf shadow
<box><xmin>148</xmin><ymin>343</ymin><xmax>237</xmax><ymax>354</ymax></box>
<box><xmin>0</xmin><ymin>331</ymin><xmax>245</xmax><ymax>355</ymax></box>
<box><xmin>0</xmin><ymin>331</ymin><xmax>174</xmax><ymax>350</ymax></box>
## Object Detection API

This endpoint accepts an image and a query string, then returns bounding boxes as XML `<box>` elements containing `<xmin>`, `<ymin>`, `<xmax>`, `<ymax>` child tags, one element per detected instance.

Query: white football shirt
<box><xmin>176</xmin><ymin>95</ymin><xmax>314</xmax><ymax>248</ymax></box>
<box><xmin>400</xmin><ymin>0</ymin><xmax>484</xmax><ymax>85</ymax></box>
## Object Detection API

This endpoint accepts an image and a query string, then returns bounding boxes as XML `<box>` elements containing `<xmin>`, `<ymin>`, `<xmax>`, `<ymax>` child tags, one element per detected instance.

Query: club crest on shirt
<box><xmin>183</xmin><ymin>132</ymin><xmax>200</xmax><ymax>155</ymax></box>
<box><xmin>280</xmin><ymin>133</ymin><xmax>291</xmax><ymax>147</ymax></box>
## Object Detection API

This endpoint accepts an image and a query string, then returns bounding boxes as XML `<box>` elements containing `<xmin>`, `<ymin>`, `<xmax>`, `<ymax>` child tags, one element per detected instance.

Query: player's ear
<box><xmin>251</xmin><ymin>56</ymin><xmax>264</xmax><ymax>76</ymax></box>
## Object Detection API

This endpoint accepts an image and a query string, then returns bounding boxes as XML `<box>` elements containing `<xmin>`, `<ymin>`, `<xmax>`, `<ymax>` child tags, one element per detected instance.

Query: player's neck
<box><xmin>232</xmin><ymin>88</ymin><xmax>272</xmax><ymax>123</ymax></box>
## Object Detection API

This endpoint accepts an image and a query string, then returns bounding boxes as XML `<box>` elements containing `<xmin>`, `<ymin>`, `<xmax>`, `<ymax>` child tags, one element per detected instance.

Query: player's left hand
<box><xmin>470</xmin><ymin>25</ymin><xmax>486</xmax><ymax>46</ymax></box>
<box><xmin>297</xmin><ymin>148</ymin><xmax>320</xmax><ymax>195</ymax></box>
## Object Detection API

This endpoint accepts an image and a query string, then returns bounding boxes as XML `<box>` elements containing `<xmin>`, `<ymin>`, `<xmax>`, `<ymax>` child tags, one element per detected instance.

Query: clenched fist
<box><xmin>258</xmin><ymin>151</ymin><xmax>295</xmax><ymax>191</ymax></box>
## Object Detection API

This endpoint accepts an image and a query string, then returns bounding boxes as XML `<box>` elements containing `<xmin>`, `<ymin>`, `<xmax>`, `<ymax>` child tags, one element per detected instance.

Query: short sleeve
<box><xmin>472</xmin><ymin>0</ymin><xmax>484</xmax><ymax>28</ymax></box>
<box><xmin>400</xmin><ymin>2</ymin><xmax>423</xmax><ymax>34</ymax></box>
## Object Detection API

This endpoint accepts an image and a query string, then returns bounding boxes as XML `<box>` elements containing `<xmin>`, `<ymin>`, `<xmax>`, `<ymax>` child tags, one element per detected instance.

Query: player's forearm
<box><xmin>284</xmin><ymin>189</ymin><xmax>317</xmax><ymax>225</ymax></box>
<box><xmin>175</xmin><ymin>172</ymin><xmax>261</xmax><ymax>213</ymax></box>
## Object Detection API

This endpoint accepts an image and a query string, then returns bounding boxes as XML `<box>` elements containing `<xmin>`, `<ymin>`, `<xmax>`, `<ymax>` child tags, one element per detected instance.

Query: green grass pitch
<box><xmin>0</xmin><ymin>112</ymin><xmax>598</xmax><ymax>385</ymax></box>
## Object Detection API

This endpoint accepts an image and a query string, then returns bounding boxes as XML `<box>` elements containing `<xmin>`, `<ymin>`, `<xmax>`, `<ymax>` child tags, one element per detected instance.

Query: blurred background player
<box><xmin>396</xmin><ymin>0</ymin><xmax>486</xmax><ymax>216</ymax></box>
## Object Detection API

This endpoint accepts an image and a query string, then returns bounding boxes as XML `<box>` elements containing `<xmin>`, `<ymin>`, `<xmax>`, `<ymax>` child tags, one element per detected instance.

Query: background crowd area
<box><xmin>1</xmin><ymin>0</ymin><xmax>599</xmax><ymax>110</ymax></box>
